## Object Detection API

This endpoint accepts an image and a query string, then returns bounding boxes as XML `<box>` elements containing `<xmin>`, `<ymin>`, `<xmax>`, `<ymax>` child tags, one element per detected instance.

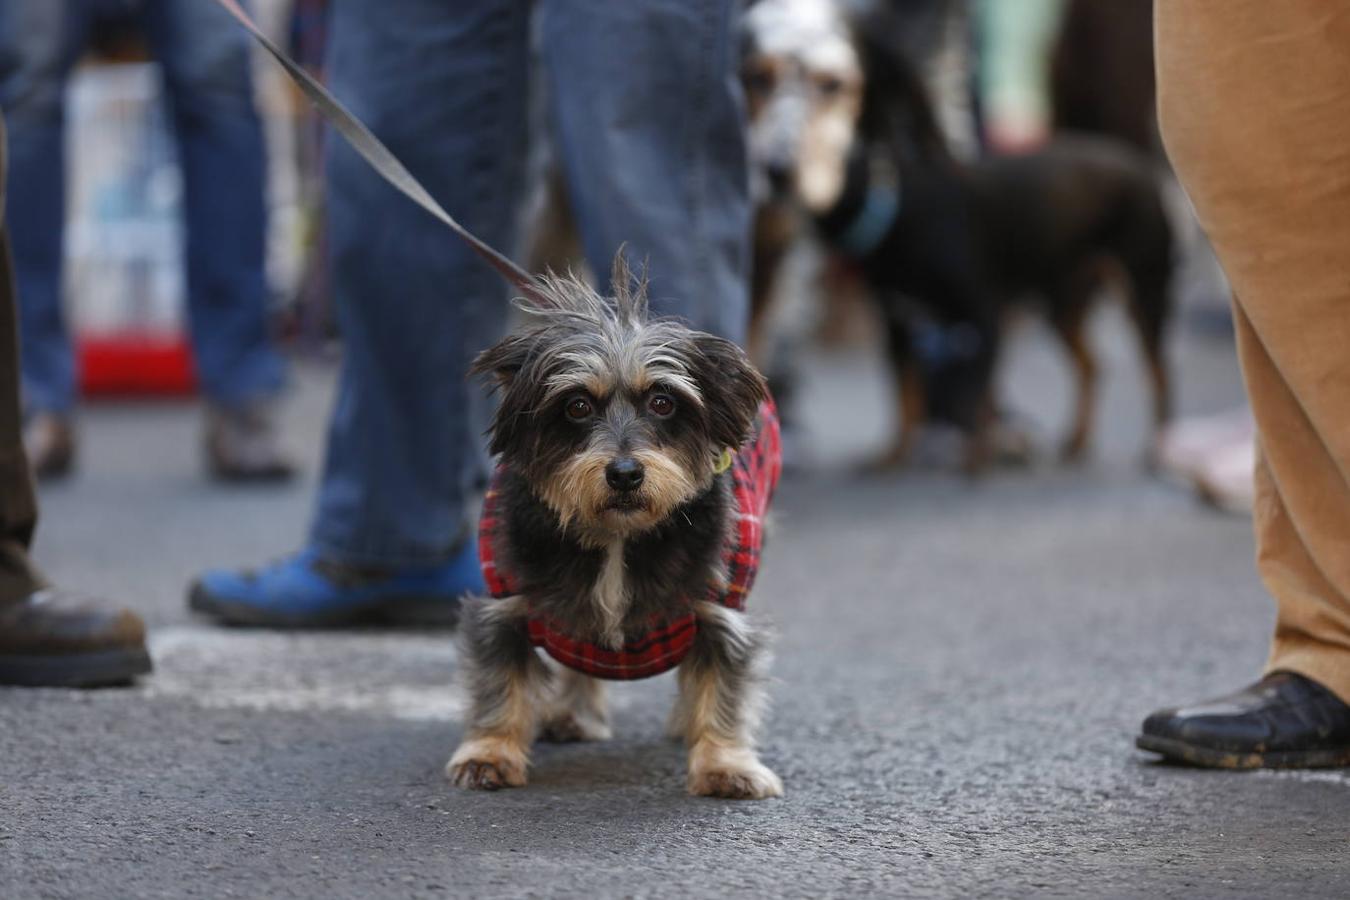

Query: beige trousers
<box><xmin>1156</xmin><ymin>2</ymin><xmax>1350</xmax><ymax>701</ymax></box>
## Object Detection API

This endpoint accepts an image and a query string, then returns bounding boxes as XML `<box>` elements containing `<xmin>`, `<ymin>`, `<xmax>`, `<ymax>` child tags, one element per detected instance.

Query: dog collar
<box><xmin>713</xmin><ymin>448</ymin><xmax>735</xmax><ymax>474</ymax></box>
<box><xmin>835</xmin><ymin>149</ymin><xmax>901</xmax><ymax>259</ymax></box>
<box><xmin>836</xmin><ymin>183</ymin><xmax>900</xmax><ymax>258</ymax></box>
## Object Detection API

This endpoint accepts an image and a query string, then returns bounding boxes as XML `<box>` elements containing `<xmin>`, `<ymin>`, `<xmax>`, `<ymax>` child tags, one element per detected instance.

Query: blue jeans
<box><xmin>313</xmin><ymin>0</ymin><xmax>750</xmax><ymax>566</ymax></box>
<box><xmin>0</xmin><ymin>0</ymin><xmax>284</xmax><ymax>413</ymax></box>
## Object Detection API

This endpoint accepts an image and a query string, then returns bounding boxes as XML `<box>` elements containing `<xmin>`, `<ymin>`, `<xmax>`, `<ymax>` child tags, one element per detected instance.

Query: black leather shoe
<box><xmin>0</xmin><ymin>590</ymin><xmax>152</xmax><ymax>687</ymax></box>
<box><xmin>1137</xmin><ymin>671</ymin><xmax>1350</xmax><ymax>768</ymax></box>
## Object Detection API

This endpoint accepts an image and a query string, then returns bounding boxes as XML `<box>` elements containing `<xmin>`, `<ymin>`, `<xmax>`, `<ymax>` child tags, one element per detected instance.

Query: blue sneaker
<box><xmin>187</xmin><ymin>540</ymin><xmax>484</xmax><ymax>628</ymax></box>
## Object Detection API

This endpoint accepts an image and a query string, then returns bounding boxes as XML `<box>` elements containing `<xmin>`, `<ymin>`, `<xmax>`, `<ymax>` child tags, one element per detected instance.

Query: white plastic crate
<box><xmin>63</xmin><ymin>61</ymin><xmax>187</xmax><ymax>340</ymax></box>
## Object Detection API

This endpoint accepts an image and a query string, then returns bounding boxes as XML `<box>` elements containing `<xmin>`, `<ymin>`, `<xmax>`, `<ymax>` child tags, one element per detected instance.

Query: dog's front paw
<box><xmin>688</xmin><ymin>743</ymin><xmax>783</xmax><ymax>800</ymax></box>
<box><xmin>857</xmin><ymin>440</ymin><xmax>913</xmax><ymax>476</ymax></box>
<box><xmin>1059</xmin><ymin>431</ymin><xmax>1089</xmax><ymax>464</ymax></box>
<box><xmin>445</xmin><ymin>737</ymin><xmax>528</xmax><ymax>790</ymax></box>
<box><xmin>689</xmin><ymin>759</ymin><xmax>783</xmax><ymax>800</ymax></box>
<box><xmin>538</xmin><ymin>711</ymin><xmax>611</xmax><ymax>743</ymax></box>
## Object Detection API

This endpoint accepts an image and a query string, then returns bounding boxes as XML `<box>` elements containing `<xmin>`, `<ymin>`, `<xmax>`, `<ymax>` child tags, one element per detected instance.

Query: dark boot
<box><xmin>23</xmin><ymin>413</ymin><xmax>76</xmax><ymax>481</ymax></box>
<box><xmin>0</xmin><ymin>590</ymin><xmax>152</xmax><ymax>688</ymax></box>
<box><xmin>1137</xmin><ymin>671</ymin><xmax>1350</xmax><ymax>768</ymax></box>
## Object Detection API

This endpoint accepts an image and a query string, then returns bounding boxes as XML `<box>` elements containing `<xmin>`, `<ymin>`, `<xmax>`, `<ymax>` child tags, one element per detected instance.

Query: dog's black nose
<box><xmin>605</xmin><ymin>457</ymin><xmax>645</xmax><ymax>492</ymax></box>
<box><xmin>764</xmin><ymin>162</ymin><xmax>792</xmax><ymax>193</ymax></box>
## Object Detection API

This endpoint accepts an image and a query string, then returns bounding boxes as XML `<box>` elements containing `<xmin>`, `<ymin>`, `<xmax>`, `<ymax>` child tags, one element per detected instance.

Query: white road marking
<box><xmin>143</xmin><ymin>626</ymin><xmax>468</xmax><ymax>722</ymax></box>
<box><xmin>1252</xmin><ymin>769</ymin><xmax>1350</xmax><ymax>786</ymax></box>
<box><xmin>141</xmin><ymin>626</ymin><xmax>643</xmax><ymax>723</ymax></box>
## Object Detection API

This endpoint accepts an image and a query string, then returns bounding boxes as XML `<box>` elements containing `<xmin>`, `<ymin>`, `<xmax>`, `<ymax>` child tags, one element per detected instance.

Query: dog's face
<box><xmin>742</xmin><ymin>0</ymin><xmax>864</xmax><ymax>213</ymax></box>
<box><xmin>474</xmin><ymin>262</ymin><xmax>766</xmax><ymax>544</ymax></box>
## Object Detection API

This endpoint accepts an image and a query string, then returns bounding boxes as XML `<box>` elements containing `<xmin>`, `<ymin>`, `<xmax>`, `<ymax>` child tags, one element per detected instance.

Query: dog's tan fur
<box><xmin>678</xmin><ymin>603</ymin><xmax>781</xmax><ymax>799</ymax></box>
<box><xmin>538</xmin><ymin>442</ymin><xmax>707</xmax><ymax>545</ymax></box>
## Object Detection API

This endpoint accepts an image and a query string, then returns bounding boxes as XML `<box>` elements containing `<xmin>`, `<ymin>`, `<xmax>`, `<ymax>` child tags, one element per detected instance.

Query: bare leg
<box><xmin>538</xmin><ymin>667</ymin><xmax>611</xmax><ymax>743</ymax></box>
<box><xmin>677</xmin><ymin>603</ymin><xmax>782</xmax><ymax>800</ymax></box>
<box><xmin>446</xmin><ymin>596</ymin><xmax>550</xmax><ymax>790</ymax></box>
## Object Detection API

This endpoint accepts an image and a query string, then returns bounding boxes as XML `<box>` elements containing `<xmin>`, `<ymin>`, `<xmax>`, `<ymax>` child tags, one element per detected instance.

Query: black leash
<box><xmin>212</xmin><ymin>0</ymin><xmax>550</xmax><ymax>306</ymax></box>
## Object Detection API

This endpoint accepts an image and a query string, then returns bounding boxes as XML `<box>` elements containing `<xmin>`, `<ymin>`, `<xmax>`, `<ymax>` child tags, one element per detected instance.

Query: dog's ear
<box><xmin>470</xmin><ymin>331</ymin><xmax>534</xmax><ymax>389</ymax></box>
<box><xmin>691</xmin><ymin>333</ymin><xmax>768</xmax><ymax>450</ymax></box>
<box><xmin>471</xmin><ymin>332</ymin><xmax>543</xmax><ymax>458</ymax></box>
<box><xmin>853</xmin><ymin>15</ymin><xmax>951</xmax><ymax>166</ymax></box>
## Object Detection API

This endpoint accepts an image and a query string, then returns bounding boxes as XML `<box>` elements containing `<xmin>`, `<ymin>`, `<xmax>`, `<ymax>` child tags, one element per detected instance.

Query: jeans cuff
<box><xmin>200</xmin><ymin>354</ymin><xmax>288</xmax><ymax>411</ymax></box>
<box><xmin>307</xmin><ymin>524</ymin><xmax>475</xmax><ymax>570</ymax></box>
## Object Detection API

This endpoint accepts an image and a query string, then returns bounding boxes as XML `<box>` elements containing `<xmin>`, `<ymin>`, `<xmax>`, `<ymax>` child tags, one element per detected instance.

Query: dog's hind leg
<box><xmin>1124</xmin><ymin>267</ymin><xmax>1175</xmax><ymax>466</ymax></box>
<box><xmin>865</xmin><ymin>313</ymin><xmax>924</xmax><ymax>472</ymax></box>
<box><xmin>1050</xmin><ymin>289</ymin><xmax>1099</xmax><ymax>463</ymax></box>
<box><xmin>678</xmin><ymin>603</ymin><xmax>782</xmax><ymax>800</ymax></box>
<box><xmin>447</xmin><ymin>596</ymin><xmax>550</xmax><ymax>790</ymax></box>
<box><xmin>538</xmin><ymin>667</ymin><xmax>611</xmax><ymax>743</ymax></box>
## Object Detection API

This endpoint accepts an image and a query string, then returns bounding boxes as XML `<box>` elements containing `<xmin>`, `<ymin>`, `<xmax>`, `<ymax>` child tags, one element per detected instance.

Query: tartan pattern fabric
<box><xmin>478</xmin><ymin>397</ymin><xmax>781</xmax><ymax>680</ymax></box>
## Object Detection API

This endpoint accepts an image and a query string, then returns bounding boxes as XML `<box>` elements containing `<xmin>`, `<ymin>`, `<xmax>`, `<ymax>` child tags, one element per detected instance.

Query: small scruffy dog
<box><xmin>446</xmin><ymin>258</ymin><xmax>784</xmax><ymax>800</ymax></box>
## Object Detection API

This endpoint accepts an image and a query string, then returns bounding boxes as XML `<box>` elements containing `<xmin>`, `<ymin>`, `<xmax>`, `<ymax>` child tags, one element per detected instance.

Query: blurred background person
<box><xmin>974</xmin><ymin>0</ymin><xmax>1062</xmax><ymax>153</ymax></box>
<box><xmin>187</xmin><ymin>0</ymin><xmax>749</xmax><ymax>627</ymax></box>
<box><xmin>1048</xmin><ymin>0</ymin><xmax>1155</xmax><ymax>156</ymax></box>
<box><xmin>0</xmin><ymin>0</ymin><xmax>293</xmax><ymax>482</ymax></box>
<box><xmin>0</xmin><ymin>110</ymin><xmax>151</xmax><ymax>688</ymax></box>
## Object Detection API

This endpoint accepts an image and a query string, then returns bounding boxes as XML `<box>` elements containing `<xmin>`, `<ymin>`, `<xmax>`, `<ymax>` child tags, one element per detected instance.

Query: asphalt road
<box><xmin>4</xmin><ymin>307</ymin><xmax>1347</xmax><ymax>899</ymax></box>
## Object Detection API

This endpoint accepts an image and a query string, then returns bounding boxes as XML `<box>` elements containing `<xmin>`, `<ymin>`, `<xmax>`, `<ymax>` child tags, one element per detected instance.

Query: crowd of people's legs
<box><xmin>0</xmin><ymin>0</ymin><xmax>1348</xmax><ymax>770</ymax></box>
<box><xmin>0</xmin><ymin>0</ymin><xmax>292</xmax><ymax>483</ymax></box>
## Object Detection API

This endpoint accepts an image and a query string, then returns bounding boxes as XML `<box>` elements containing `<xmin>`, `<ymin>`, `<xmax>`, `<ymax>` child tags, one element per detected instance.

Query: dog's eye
<box><xmin>647</xmin><ymin>394</ymin><xmax>676</xmax><ymax>418</ymax></box>
<box><xmin>743</xmin><ymin>61</ymin><xmax>776</xmax><ymax>94</ymax></box>
<box><xmin>814</xmin><ymin>74</ymin><xmax>844</xmax><ymax>97</ymax></box>
<box><xmin>565</xmin><ymin>397</ymin><xmax>594</xmax><ymax>421</ymax></box>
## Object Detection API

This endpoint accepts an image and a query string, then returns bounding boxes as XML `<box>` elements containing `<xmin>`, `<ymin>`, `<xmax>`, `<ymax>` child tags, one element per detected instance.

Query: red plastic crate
<box><xmin>78</xmin><ymin>334</ymin><xmax>197</xmax><ymax>397</ymax></box>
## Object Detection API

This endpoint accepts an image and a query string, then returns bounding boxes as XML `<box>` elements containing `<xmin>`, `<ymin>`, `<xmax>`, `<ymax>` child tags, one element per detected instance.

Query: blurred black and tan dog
<box><xmin>742</xmin><ymin>0</ymin><xmax>1175</xmax><ymax>470</ymax></box>
<box><xmin>446</xmin><ymin>258</ymin><xmax>784</xmax><ymax>800</ymax></box>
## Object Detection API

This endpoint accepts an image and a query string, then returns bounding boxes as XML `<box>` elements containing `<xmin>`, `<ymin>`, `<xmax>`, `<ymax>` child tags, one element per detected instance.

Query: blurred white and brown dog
<box><xmin>742</xmin><ymin>0</ymin><xmax>869</xmax><ymax>365</ymax></box>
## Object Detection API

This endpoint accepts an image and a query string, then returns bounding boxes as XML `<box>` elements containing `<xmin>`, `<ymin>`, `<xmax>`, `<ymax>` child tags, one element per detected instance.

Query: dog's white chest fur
<box><xmin>592</xmin><ymin>539</ymin><xmax>630</xmax><ymax>649</ymax></box>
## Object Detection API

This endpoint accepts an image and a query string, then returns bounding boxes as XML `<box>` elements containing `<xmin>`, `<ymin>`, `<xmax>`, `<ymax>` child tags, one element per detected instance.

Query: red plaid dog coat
<box><xmin>478</xmin><ymin>399</ymin><xmax>781</xmax><ymax>680</ymax></box>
